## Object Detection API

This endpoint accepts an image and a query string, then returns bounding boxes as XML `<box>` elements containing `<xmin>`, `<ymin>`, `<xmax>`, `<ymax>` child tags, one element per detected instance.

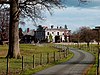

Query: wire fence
<box><xmin>0</xmin><ymin>45</ymin><xmax>70</xmax><ymax>75</ymax></box>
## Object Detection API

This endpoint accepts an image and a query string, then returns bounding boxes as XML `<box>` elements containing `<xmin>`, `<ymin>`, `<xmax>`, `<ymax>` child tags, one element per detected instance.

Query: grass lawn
<box><xmin>0</xmin><ymin>43</ymin><xmax>73</xmax><ymax>75</ymax></box>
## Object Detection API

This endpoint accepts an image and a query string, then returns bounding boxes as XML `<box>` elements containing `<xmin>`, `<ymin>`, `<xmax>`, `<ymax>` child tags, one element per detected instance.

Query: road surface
<box><xmin>33</xmin><ymin>48</ymin><xmax>95</xmax><ymax>75</ymax></box>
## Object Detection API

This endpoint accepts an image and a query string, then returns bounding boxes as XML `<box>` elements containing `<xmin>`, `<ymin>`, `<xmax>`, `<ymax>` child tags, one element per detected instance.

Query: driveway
<box><xmin>33</xmin><ymin>48</ymin><xmax>95</xmax><ymax>75</ymax></box>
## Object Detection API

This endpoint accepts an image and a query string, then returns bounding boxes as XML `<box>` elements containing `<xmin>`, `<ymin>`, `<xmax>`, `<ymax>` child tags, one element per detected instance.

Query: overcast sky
<box><xmin>20</xmin><ymin>0</ymin><xmax>100</xmax><ymax>32</ymax></box>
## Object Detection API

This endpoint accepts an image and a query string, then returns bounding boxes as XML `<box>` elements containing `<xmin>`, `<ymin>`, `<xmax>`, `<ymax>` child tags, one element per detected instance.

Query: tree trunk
<box><xmin>87</xmin><ymin>42</ymin><xmax>90</xmax><ymax>47</ymax></box>
<box><xmin>7</xmin><ymin>0</ymin><xmax>21</xmax><ymax>58</ymax></box>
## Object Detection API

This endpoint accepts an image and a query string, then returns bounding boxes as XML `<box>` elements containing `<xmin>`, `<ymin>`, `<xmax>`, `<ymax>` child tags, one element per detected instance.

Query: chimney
<box><xmin>27</xmin><ymin>28</ymin><xmax>30</xmax><ymax>33</ymax></box>
<box><xmin>51</xmin><ymin>25</ymin><xmax>53</xmax><ymax>29</ymax></box>
<box><xmin>60</xmin><ymin>26</ymin><xmax>62</xmax><ymax>29</ymax></box>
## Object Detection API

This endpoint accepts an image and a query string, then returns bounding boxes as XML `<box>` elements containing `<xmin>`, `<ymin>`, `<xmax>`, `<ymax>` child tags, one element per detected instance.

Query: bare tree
<box><xmin>0</xmin><ymin>7</ymin><xmax>9</xmax><ymax>43</ymax></box>
<box><xmin>70</xmin><ymin>31</ymin><xmax>80</xmax><ymax>43</ymax></box>
<box><xmin>0</xmin><ymin>0</ymin><xmax>65</xmax><ymax>58</ymax></box>
<box><xmin>0</xmin><ymin>0</ymin><xmax>89</xmax><ymax>58</ymax></box>
<box><xmin>71</xmin><ymin>26</ymin><xmax>95</xmax><ymax>47</ymax></box>
<box><xmin>79</xmin><ymin>27</ymin><xmax>94</xmax><ymax>47</ymax></box>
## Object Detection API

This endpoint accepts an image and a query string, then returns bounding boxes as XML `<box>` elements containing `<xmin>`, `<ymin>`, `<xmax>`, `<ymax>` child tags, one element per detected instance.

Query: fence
<box><xmin>2</xmin><ymin>45</ymin><xmax>70</xmax><ymax>75</ymax></box>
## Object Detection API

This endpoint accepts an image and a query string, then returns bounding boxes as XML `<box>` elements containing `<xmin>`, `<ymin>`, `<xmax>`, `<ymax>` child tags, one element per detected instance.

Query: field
<box><xmin>0</xmin><ymin>44</ymin><xmax>73</xmax><ymax>75</ymax></box>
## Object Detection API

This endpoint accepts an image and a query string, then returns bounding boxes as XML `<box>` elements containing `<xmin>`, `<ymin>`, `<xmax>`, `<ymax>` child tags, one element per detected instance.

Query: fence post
<box><xmin>40</xmin><ymin>53</ymin><xmax>42</xmax><ymax>65</ymax></box>
<box><xmin>64</xmin><ymin>49</ymin><xmax>66</xmax><ymax>58</ymax></box>
<box><xmin>47</xmin><ymin>53</ymin><xmax>49</xmax><ymax>63</ymax></box>
<box><xmin>59</xmin><ymin>50</ymin><xmax>61</xmax><ymax>60</ymax></box>
<box><xmin>66</xmin><ymin>49</ymin><xmax>67</xmax><ymax>56</ymax></box>
<box><xmin>33</xmin><ymin>55</ymin><xmax>35</xmax><ymax>68</ymax></box>
<box><xmin>67</xmin><ymin>48</ymin><xmax>69</xmax><ymax>54</ymax></box>
<box><xmin>6</xmin><ymin>57</ymin><xmax>9</xmax><ymax>75</ymax></box>
<box><xmin>22</xmin><ymin>56</ymin><xmax>24</xmax><ymax>71</ymax></box>
<box><xmin>54</xmin><ymin>52</ymin><xmax>56</xmax><ymax>62</ymax></box>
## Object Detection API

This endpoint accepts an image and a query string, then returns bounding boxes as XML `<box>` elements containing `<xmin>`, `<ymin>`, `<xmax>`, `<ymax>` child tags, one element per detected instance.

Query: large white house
<box><xmin>45</xmin><ymin>27</ymin><xmax>71</xmax><ymax>43</ymax></box>
<box><xmin>22</xmin><ymin>26</ymin><xmax>71</xmax><ymax>43</ymax></box>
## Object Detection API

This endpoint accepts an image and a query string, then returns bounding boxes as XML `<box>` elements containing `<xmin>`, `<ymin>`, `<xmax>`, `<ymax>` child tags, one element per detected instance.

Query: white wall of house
<box><xmin>45</xmin><ymin>28</ymin><xmax>70</xmax><ymax>42</ymax></box>
<box><xmin>62</xmin><ymin>35</ymin><xmax>65</xmax><ymax>41</ymax></box>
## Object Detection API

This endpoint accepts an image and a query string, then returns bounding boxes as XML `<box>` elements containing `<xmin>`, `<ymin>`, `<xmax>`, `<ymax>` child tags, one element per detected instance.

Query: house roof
<box><xmin>23</xmin><ymin>30</ymin><xmax>35</xmax><ymax>36</ymax></box>
<box><xmin>46</xmin><ymin>28</ymin><xmax>71</xmax><ymax>32</ymax></box>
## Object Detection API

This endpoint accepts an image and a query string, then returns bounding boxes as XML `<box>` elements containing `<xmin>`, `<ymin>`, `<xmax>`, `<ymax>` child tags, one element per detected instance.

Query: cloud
<box><xmin>23</xmin><ymin>0</ymin><xmax>100</xmax><ymax>32</ymax></box>
<box><xmin>41</xmin><ymin>7</ymin><xmax>100</xmax><ymax>32</ymax></box>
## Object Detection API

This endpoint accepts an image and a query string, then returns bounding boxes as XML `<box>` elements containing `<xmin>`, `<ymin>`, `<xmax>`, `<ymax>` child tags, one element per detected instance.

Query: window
<box><xmin>47</xmin><ymin>32</ymin><xmax>49</xmax><ymax>35</ymax></box>
<box><xmin>57</xmin><ymin>32</ymin><xmax>59</xmax><ymax>35</ymax></box>
<box><xmin>63</xmin><ymin>33</ymin><xmax>64</xmax><ymax>35</ymax></box>
<box><xmin>52</xmin><ymin>32</ymin><xmax>54</xmax><ymax>34</ymax></box>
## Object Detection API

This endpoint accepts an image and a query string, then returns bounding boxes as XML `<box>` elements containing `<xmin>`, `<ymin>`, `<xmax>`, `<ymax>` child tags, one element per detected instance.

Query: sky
<box><xmin>20</xmin><ymin>0</ymin><xmax>100</xmax><ymax>32</ymax></box>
